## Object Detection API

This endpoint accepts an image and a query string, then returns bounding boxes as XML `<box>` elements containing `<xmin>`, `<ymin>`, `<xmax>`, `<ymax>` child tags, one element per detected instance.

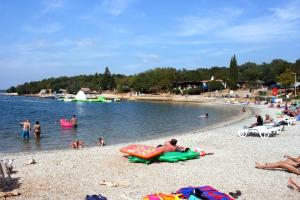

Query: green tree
<box><xmin>207</xmin><ymin>81</ymin><xmax>224</xmax><ymax>91</ymax></box>
<box><xmin>100</xmin><ymin>67</ymin><xmax>115</xmax><ymax>90</ymax></box>
<box><xmin>277</xmin><ymin>68</ymin><xmax>295</xmax><ymax>88</ymax></box>
<box><xmin>228</xmin><ymin>54</ymin><xmax>238</xmax><ymax>90</ymax></box>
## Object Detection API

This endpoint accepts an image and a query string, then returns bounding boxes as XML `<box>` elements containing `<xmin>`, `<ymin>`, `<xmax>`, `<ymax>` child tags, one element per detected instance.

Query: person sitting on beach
<box><xmin>98</xmin><ymin>137</ymin><xmax>106</xmax><ymax>146</ymax></box>
<box><xmin>255</xmin><ymin>155</ymin><xmax>300</xmax><ymax>175</ymax></box>
<box><xmin>249</xmin><ymin>114</ymin><xmax>263</xmax><ymax>128</ymax></box>
<box><xmin>288</xmin><ymin>177</ymin><xmax>300</xmax><ymax>192</ymax></box>
<box><xmin>264</xmin><ymin>114</ymin><xmax>274</xmax><ymax>124</ymax></box>
<box><xmin>70</xmin><ymin>115</ymin><xmax>77</xmax><ymax>128</ymax></box>
<box><xmin>20</xmin><ymin>119</ymin><xmax>31</xmax><ymax>139</ymax></box>
<box><xmin>158</xmin><ymin>139</ymin><xmax>189</xmax><ymax>153</ymax></box>
<box><xmin>71</xmin><ymin>140</ymin><xmax>83</xmax><ymax>149</ymax></box>
<box><xmin>33</xmin><ymin>121</ymin><xmax>41</xmax><ymax>138</ymax></box>
<box><xmin>241</xmin><ymin>107</ymin><xmax>247</xmax><ymax>112</ymax></box>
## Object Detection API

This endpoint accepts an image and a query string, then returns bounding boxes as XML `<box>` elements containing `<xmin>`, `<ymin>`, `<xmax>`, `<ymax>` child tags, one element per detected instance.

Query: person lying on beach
<box><xmin>158</xmin><ymin>139</ymin><xmax>189</xmax><ymax>153</ymax></box>
<box><xmin>249</xmin><ymin>114</ymin><xmax>263</xmax><ymax>128</ymax></box>
<box><xmin>264</xmin><ymin>114</ymin><xmax>274</xmax><ymax>124</ymax></box>
<box><xmin>98</xmin><ymin>137</ymin><xmax>106</xmax><ymax>146</ymax></box>
<box><xmin>288</xmin><ymin>177</ymin><xmax>300</xmax><ymax>192</ymax></box>
<box><xmin>71</xmin><ymin>140</ymin><xmax>83</xmax><ymax>149</ymax></box>
<box><xmin>255</xmin><ymin>155</ymin><xmax>300</xmax><ymax>175</ymax></box>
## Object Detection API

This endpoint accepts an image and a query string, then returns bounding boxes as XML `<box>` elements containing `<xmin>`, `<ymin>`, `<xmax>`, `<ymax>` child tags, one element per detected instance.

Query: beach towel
<box><xmin>128</xmin><ymin>156</ymin><xmax>155</xmax><ymax>164</ymax></box>
<box><xmin>188</xmin><ymin>195</ymin><xmax>201</xmax><ymax>200</ymax></box>
<box><xmin>177</xmin><ymin>186</ymin><xmax>233</xmax><ymax>200</ymax></box>
<box><xmin>143</xmin><ymin>193</ymin><xmax>180</xmax><ymax>200</ymax></box>
<box><xmin>158</xmin><ymin>151</ymin><xmax>199</xmax><ymax>163</ymax></box>
<box><xmin>85</xmin><ymin>194</ymin><xmax>107</xmax><ymax>200</ymax></box>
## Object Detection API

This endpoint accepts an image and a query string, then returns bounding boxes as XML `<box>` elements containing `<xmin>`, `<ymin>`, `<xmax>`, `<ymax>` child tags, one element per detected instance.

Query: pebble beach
<box><xmin>1</xmin><ymin>103</ymin><xmax>299</xmax><ymax>200</ymax></box>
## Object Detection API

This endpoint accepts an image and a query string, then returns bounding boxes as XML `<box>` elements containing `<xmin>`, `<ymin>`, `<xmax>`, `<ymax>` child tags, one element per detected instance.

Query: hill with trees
<box><xmin>7</xmin><ymin>56</ymin><xmax>300</xmax><ymax>95</ymax></box>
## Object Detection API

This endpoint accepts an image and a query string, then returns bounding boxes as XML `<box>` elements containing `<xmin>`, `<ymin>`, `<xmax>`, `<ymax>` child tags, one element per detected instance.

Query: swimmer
<box><xmin>199</xmin><ymin>113</ymin><xmax>208</xmax><ymax>118</ymax></box>
<box><xmin>71</xmin><ymin>140</ymin><xmax>83</xmax><ymax>149</ymax></box>
<box><xmin>98</xmin><ymin>137</ymin><xmax>106</xmax><ymax>146</ymax></box>
<box><xmin>70</xmin><ymin>115</ymin><xmax>77</xmax><ymax>128</ymax></box>
<box><xmin>33</xmin><ymin>121</ymin><xmax>41</xmax><ymax>138</ymax></box>
<box><xmin>20</xmin><ymin>119</ymin><xmax>31</xmax><ymax>139</ymax></box>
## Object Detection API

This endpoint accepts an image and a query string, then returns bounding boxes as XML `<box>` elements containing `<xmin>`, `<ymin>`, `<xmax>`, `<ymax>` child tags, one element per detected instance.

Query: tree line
<box><xmin>7</xmin><ymin>57</ymin><xmax>300</xmax><ymax>95</ymax></box>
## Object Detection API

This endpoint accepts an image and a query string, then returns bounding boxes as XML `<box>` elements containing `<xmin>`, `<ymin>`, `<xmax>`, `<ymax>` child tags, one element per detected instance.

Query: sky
<box><xmin>0</xmin><ymin>0</ymin><xmax>300</xmax><ymax>89</ymax></box>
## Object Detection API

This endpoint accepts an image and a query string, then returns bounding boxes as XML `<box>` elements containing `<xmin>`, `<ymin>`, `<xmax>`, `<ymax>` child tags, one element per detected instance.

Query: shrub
<box><xmin>184</xmin><ymin>88</ymin><xmax>202</xmax><ymax>95</ymax></box>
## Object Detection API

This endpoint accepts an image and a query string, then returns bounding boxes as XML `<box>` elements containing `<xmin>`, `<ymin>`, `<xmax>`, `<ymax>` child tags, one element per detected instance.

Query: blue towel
<box><xmin>85</xmin><ymin>194</ymin><xmax>107</xmax><ymax>200</ymax></box>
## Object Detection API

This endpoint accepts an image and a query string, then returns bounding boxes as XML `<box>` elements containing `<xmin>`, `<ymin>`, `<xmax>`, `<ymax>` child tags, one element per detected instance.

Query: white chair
<box><xmin>238</xmin><ymin>126</ymin><xmax>278</xmax><ymax>138</ymax></box>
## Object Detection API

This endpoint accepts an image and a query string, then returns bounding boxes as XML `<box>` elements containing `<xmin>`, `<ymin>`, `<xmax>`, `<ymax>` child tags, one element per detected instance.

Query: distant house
<box><xmin>80</xmin><ymin>87</ymin><xmax>98</xmax><ymax>94</ymax></box>
<box><xmin>39</xmin><ymin>89</ymin><xmax>51</xmax><ymax>95</ymax></box>
<box><xmin>80</xmin><ymin>88</ymin><xmax>91</xmax><ymax>93</ymax></box>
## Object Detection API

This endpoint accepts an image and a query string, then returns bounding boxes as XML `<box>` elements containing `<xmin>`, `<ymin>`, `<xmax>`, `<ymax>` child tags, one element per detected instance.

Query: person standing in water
<box><xmin>70</xmin><ymin>115</ymin><xmax>77</xmax><ymax>128</ymax></box>
<box><xmin>33</xmin><ymin>121</ymin><xmax>41</xmax><ymax>138</ymax></box>
<box><xmin>20</xmin><ymin>119</ymin><xmax>31</xmax><ymax>139</ymax></box>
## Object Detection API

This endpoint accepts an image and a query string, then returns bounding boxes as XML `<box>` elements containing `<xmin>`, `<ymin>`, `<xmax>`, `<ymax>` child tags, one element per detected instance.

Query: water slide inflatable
<box><xmin>60</xmin><ymin>119</ymin><xmax>74</xmax><ymax>128</ymax></box>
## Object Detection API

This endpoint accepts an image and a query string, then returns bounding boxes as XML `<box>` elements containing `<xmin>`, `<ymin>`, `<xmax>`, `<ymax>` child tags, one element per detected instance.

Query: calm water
<box><xmin>0</xmin><ymin>95</ymin><xmax>239</xmax><ymax>153</ymax></box>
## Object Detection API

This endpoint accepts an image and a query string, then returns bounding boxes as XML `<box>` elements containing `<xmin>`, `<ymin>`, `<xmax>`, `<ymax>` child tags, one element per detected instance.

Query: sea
<box><xmin>0</xmin><ymin>95</ymin><xmax>240</xmax><ymax>153</ymax></box>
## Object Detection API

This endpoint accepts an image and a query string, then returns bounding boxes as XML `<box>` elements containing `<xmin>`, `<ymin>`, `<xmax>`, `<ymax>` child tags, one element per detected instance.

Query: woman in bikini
<box><xmin>34</xmin><ymin>121</ymin><xmax>41</xmax><ymax>138</ymax></box>
<box><xmin>255</xmin><ymin>155</ymin><xmax>300</xmax><ymax>175</ymax></box>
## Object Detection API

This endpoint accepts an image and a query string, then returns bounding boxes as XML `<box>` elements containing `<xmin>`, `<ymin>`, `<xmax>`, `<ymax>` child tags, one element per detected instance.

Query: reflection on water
<box><xmin>0</xmin><ymin>95</ymin><xmax>240</xmax><ymax>153</ymax></box>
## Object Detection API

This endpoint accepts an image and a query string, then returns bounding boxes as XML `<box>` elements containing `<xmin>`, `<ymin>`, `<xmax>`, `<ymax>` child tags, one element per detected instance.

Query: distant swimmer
<box><xmin>70</xmin><ymin>115</ymin><xmax>77</xmax><ymax>128</ymax></box>
<box><xmin>71</xmin><ymin>140</ymin><xmax>83</xmax><ymax>149</ymax></box>
<box><xmin>34</xmin><ymin>121</ymin><xmax>41</xmax><ymax>138</ymax></box>
<box><xmin>98</xmin><ymin>137</ymin><xmax>106</xmax><ymax>146</ymax></box>
<box><xmin>199</xmin><ymin>113</ymin><xmax>208</xmax><ymax>118</ymax></box>
<box><xmin>242</xmin><ymin>107</ymin><xmax>246</xmax><ymax>112</ymax></box>
<box><xmin>20</xmin><ymin>119</ymin><xmax>31</xmax><ymax>139</ymax></box>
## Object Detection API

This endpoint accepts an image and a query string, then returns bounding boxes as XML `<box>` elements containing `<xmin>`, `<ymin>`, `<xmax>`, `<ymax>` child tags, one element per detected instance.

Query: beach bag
<box><xmin>143</xmin><ymin>193</ymin><xmax>181</xmax><ymax>200</ymax></box>
<box><xmin>177</xmin><ymin>186</ymin><xmax>233</xmax><ymax>200</ymax></box>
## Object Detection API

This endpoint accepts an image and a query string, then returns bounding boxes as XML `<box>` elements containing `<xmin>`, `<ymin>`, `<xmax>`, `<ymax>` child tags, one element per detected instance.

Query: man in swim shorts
<box><xmin>255</xmin><ymin>155</ymin><xmax>300</xmax><ymax>175</ymax></box>
<box><xmin>20</xmin><ymin>119</ymin><xmax>31</xmax><ymax>139</ymax></box>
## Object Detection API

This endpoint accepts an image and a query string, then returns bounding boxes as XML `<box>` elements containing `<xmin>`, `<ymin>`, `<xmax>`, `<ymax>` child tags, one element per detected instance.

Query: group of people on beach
<box><xmin>250</xmin><ymin>101</ymin><xmax>300</xmax><ymax>191</ymax></box>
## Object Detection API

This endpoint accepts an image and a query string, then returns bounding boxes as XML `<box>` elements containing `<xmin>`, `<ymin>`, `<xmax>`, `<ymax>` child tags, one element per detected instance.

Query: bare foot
<box><xmin>255</xmin><ymin>162</ymin><xmax>265</xmax><ymax>169</ymax></box>
<box><xmin>288</xmin><ymin>177</ymin><xmax>300</xmax><ymax>192</ymax></box>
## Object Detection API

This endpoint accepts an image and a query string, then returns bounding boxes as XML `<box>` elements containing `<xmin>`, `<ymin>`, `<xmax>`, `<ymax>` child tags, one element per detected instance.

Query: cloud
<box><xmin>24</xmin><ymin>23</ymin><xmax>63</xmax><ymax>34</ymax></box>
<box><xmin>100</xmin><ymin>0</ymin><xmax>133</xmax><ymax>16</ymax></box>
<box><xmin>219</xmin><ymin>2</ymin><xmax>300</xmax><ymax>42</ymax></box>
<box><xmin>41</xmin><ymin>0</ymin><xmax>65</xmax><ymax>14</ymax></box>
<box><xmin>136</xmin><ymin>53</ymin><xmax>160</xmax><ymax>64</ymax></box>
<box><xmin>175</xmin><ymin>2</ymin><xmax>300</xmax><ymax>43</ymax></box>
<box><xmin>270</xmin><ymin>1</ymin><xmax>300</xmax><ymax>20</ymax></box>
<box><xmin>176</xmin><ymin>8</ymin><xmax>243</xmax><ymax>36</ymax></box>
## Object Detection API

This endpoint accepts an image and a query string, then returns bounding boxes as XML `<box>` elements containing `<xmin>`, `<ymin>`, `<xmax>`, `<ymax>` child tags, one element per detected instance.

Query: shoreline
<box><xmin>1</xmin><ymin>102</ymin><xmax>247</xmax><ymax>155</ymax></box>
<box><xmin>1</xmin><ymin>104</ymin><xmax>299</xmax><ymax>200</ymax></box>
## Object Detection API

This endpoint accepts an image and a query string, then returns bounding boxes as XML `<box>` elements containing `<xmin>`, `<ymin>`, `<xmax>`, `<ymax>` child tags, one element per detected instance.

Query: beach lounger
<box><xmin>238</xmin><ymin>126</ymin><xmax>278</xmax><ymax>138</ymax></box>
